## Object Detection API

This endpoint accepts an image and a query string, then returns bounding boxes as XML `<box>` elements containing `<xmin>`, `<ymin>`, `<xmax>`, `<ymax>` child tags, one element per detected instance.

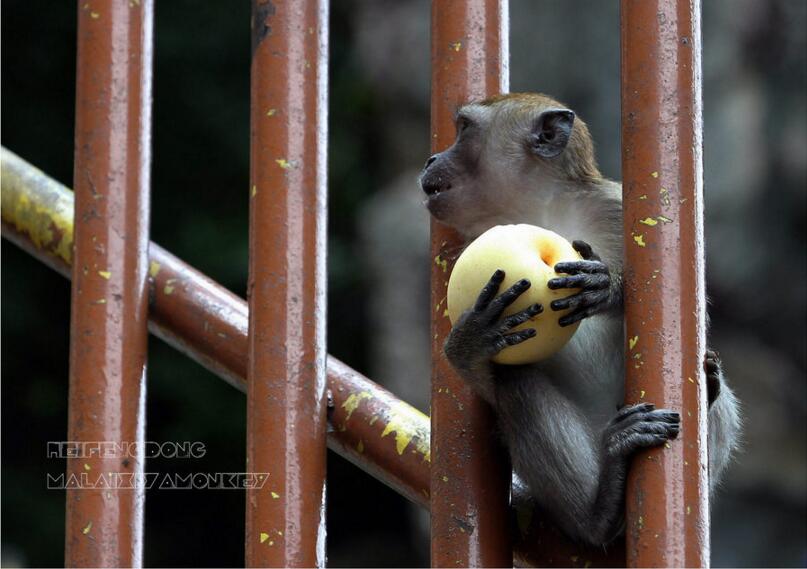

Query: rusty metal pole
<box><xmin>621</xmin><ymin>1</ymin><xmax>710</xmax><ymax>566</ymax></box>
<box><xmin>245</xmin><ymin>1</ymin><xmax>329</xmax><ymax>566</ymax></box>
<box><xmin>430</xmin><ymin>2</ymin><xmax>512</xmax><ymax>567</ymax></box>
<box><xmin>65</xmin><ymin>1</ymin><xmax>153</xmax><ymax>567</ymax></box>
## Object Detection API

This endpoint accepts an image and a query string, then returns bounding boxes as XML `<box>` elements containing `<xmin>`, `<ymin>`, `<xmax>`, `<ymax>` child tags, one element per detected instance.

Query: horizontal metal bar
<box><xmin>1</xmin><ymin>147</ymin><xmax>625</xmax><ymax>567</ymax></box>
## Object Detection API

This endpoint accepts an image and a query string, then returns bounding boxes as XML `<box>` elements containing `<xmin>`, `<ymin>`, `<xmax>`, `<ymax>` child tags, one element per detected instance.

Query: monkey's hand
<box><xmin>548</xmin><ymin>240</ymin><xmax>614</xmax><ymax>327</ymax></box>
<box><xmin>444</xmin><ymin>269</ymin><xmax>543</xmax><ymax>374</ymax></box>
<box><xmin>705</xmin><ymin>349</ymin><xmax>723</xmax><ymax>407</ymax></box>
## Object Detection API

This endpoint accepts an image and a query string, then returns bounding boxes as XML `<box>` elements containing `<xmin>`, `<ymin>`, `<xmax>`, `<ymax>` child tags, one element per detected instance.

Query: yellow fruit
<box><xmin>447</xmin><ymin>224</ymin><xmax>582</xmax><ymax>365</ymax></box>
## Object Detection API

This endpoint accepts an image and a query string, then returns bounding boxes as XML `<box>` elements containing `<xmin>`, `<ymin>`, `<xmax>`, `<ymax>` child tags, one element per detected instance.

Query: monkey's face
<box><xmin>420</xmin><ymin>93</ymin><xmax>598</xmax><ymax>238</ymax></box>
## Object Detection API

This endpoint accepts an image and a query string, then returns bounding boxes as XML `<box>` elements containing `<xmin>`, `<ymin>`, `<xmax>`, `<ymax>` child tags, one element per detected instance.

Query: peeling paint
<box><xmin>380</xmin><ymin>401</ymin><xmax>431</xmax><ymax>460</ymax></box>
<box><xmin>639</xmin><ymin>217</ymin><xmax>658</xmax><ymax>226</ymax></box>
<box><xmin>341</xmin><ymin>391</ymin><xmax>372</xmax><ymax>424</ymax></box>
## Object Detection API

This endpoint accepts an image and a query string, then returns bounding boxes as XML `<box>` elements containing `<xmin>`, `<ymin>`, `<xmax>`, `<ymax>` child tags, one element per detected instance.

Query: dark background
<box><xmin>2</xmin><ymin>1</ymin><xmax>805</xmax><ymax>567</ymax></box>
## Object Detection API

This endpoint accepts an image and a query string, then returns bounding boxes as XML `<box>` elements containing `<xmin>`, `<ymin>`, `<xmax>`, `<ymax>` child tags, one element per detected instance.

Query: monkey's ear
<box><xmin>531</xmin><ymin>109</ymin><xmax>575</xmax><ymax>158</ymax></box>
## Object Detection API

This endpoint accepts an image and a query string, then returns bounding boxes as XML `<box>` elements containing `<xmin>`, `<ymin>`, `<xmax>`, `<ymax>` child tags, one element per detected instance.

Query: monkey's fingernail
<box><xmin>493</xmin><ymin>269</ymin><xmax>505</xmax><ymax>279</ymax></box>
<box><xmin>531</xmin><ymin>303</ymin><xmax>543</xmax><ymax>313</ymax></box>
<box><xmin>518</xmin><ymin>279</ymin><xmax>531</xmax><ymax>287</ymax></box>
<box><xmin>550</xmin><ymin>300</ymin><xmax>563</xmax><ymax>310</ymax></box>
<box><xmin>526</xmin><ymin>328</ymin><xmax>537</xmax><ymax>337</ymax></box>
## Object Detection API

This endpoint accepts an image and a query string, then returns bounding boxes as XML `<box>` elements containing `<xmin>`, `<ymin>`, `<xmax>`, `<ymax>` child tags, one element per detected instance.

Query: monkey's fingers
<box><xmin>473</xmin><ymin>269</ymin><xmax>506</xmax><ymax>312</ymax></box>
<box><xmin>487</xmin><ymin>279</ymin><xmax>531</xmax><ymax>319</ymax></box>
<box><xmin>554</xmin><ymin>260</ymin><xmax>608</xmax><ymax>276</ymax></box>
<box><xmin>502</xmin><ymin>328</ymin><xmax>537</xmax><ymax>347</ymax></box>
<box><xmin>571</xmin><ymin>239</ymin><xmax>602</xmax><ymax>261</ymax></box>
<box><xmin>499</xmin><ymin>303</ymin><xmax>543</xmax><ymax>331</ymax></box>
<box><xmin>547</xmin><ymin>273</ymin><xmax>609</xmax><ymax>291</ymax></box>
<box><xmin>551</xmin><ymin>289</ymin><xmax>608</xmax><ymax>312</ymax></box>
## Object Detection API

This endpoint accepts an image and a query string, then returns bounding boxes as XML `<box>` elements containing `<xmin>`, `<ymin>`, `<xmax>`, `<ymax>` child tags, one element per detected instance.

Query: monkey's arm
<box><xmin>548</xmin><ymin>240</ymin><xmax>622</xmax><ymax>327</ymax></box>
<box><xmin>443</xmin><ymin>270</ymin><xmax>542</xmax><ymax>404</ymax></box>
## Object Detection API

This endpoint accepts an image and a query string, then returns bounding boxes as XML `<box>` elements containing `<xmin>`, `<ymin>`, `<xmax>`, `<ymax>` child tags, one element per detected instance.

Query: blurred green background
<box><xmin>2</xmin><ymin>1</ymin><xmax>805</xmax><ymax>567</ymax></box>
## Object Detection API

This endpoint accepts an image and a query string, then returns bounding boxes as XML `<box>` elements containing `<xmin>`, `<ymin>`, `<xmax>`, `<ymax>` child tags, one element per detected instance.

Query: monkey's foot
<box><xmin>604</xmin><ymin>403</ymin><xmax>680</xmax><ymax>458</ymax></box>
<box><xmin>444</xmin><ymin>270</ymin><xmax>543</xmax><ymax>365</ymax></box>
<box><xmin>548</xmin><ymin>240</ymin><xmax>612</xmax><ymax>327</ymax></box>
<box><xmin>705</xmin><ymin>349</ymin><xmax>722</xmax><ymax>406</ymax></box>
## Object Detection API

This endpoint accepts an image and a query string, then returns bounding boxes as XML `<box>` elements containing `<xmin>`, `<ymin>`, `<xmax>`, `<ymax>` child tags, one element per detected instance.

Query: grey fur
<box><xmin>422</xmin><ymin>94</ymin><xmax>741</xmax><ymax>546</ymax></box>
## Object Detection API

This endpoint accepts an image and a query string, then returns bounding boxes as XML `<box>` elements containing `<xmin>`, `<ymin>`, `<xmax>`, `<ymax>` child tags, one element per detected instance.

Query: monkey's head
<box><xmin>420</xmin><ymin>93</ymin><xmax>601</xmax><ymax>236</ymax></box>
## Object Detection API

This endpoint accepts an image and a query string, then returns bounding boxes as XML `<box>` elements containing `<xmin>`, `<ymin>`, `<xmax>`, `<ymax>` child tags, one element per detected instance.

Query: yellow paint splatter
<box><xmin>251</xmin><ymin>185</ymin><xmax>257</xmax><ymax>198</ymax></box>
<box><xmin>688</xmin><ymin>376</ymin><xmax>695</xmax><ymax>383</ymax></box>
<box><xmin>82</xmin><ymin>521</ymin><xmax>93</xmax><ymax>535</ymax></box>
<box><xmin>640</xmin><ymin>390</ymin><xmax>646</xmax><ymax>398</ymax></box>
<box><xmin>98</xmin><ymin>270</ymin><xmax>111</xmax><ymax>279</ymax></box>
<box><xmin>686</xmin><ymin>505</ymin><xmax>691</xmax><ymax>515</ymax></box>
<box><xmin>434</xmin><ymin>254</ymin><xmax>448</xmax><ymax>273</ymax></box>
<box><xmin>660</xmin><ymin>188</ymin><xmax>671</xmax><ymax>206</ymax></box>
<box><xmin>638</xmin><ymin>515</ymin><xmax>644</xmax><ymax>528</ymax></box>
<box><xmin>650</xmin><ymin>171</ymin><xmax>659</xmax><ymax>178</ymax></box>
<box><xmin>164</xmin><ymin>278</ymin><xmax>177</xmax><ymax>295</ymax></box>
<box><xmin>84</xmin><ymin>463</ymin><xmax>91</xmax><ymax>471</ymax></box>
<box><xmin>657</xmin><ymin>215</ymin><xmax>673</xmax><ymax>224</ymax></box>
<box><xmin>149</xmin><ymin>261</ymin><xmax>161</xmax><ymax>278</ymax></box>
<box><xmin>629</xmin><ymin>336</ymin><xmax>639</xmax><ymax>350</ymax></box>
<box><xmin>356</xmin><ymin>440</ymin><xmax>364</xmax><ymax>453</ymax></box>
<box><xmin>633</xmin><ymin>234</ymin><xmax>646</xmax><ymax>247</ymax></box>
<box><xmin>380</xmin><ymin>401</ymin><xmax>431</xmax><ymax>460</ymax></box>
<box><xmin>442</xmin><ymin>476</ymin><xmax>449</xmax><ymax>482</ymax></box>
<box><xmin>260</xmin><ymin>532</ymin><xmax>269</xmax><ymax>543</ymax></box>
<box><xmin>665</xmin><ymin>442</ymin><xmax>672</xmax><ymax>449</ymax></box>
<box><xmin>266</xmin><ymin>109</ymin><xmax>277</xmax><ymax>117</ymax></box>
<box><xmin>92</xmin><ymin>298</ymin><xmax>106</xmax><ymax>305</ymax></box>
<box><xmin>341</xmin><ymin>391</ymin><xmax>372</xmax><ymax>424</ymax></box>
<box><xmin>639</xmin><ymin>217</ymin><xmax>658</xmax><ymax>226</ymax></box>
<box><xmin>442</xmin><ymin>308</ymin><xmax>449</xmax><ymax>317</ymax></box>
<box><xmin>450</xmin><ymin>41</ymin><xmax>462</xmax><ymax>51</ymax></box>
<box><xmin>271</xmin><ymin>491</ymin><xmax>280</xmax><ymax>499</ymax></box>
<box><xmin>90</xmin><ymin>11</ymin><xmax>100</xmax><ymax>19</ymax></box>
<box><xmin>275</xmin><ymin>159</ymin><xmax>292</xmax><ymax>170</ymax></box>
<box><xmin>638</xmin><ymin>194</ymin><xmax>648</xmax><ymax>200</ymax></box>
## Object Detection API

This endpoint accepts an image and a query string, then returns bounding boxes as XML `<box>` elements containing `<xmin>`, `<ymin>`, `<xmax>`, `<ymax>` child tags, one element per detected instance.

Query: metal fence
<box><xmin>1</xmin><ymin>0</ymin><xmax>708</xmax><ymax>566</ymax></box>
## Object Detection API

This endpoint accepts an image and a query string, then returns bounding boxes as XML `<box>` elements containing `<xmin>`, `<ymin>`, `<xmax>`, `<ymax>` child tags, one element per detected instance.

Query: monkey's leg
<box><xmin>496</xmin><ymin>377</ymin><xmax>680</xmax><ymax>546</ymax></box>
<box><xmin>548</xmin><ymin>240</ymin><xmax>620</xmax><ymax>327</ymax></box>
<box><xmin>444</xmin><ymin>269</ymin><xmax>542</xmax><ymax>404</ymax></box>
<box><xmin>704</xmin><ymin>349</ymin><xmax>741</xmax><ymax>488</ymax></box>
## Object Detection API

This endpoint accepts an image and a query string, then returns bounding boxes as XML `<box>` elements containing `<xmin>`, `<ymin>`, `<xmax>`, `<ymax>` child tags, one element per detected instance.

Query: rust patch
<box><xmin>251</xmin><ymin>0</ymin><xmax>276</xmax><ymax>56</ymax></box>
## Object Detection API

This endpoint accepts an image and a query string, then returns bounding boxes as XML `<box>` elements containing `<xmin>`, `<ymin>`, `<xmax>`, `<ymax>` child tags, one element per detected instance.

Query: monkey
<box><xmin>419</xmin><ymin>93</ymin><xmax>741</xmax><ymax>546</ymax></box>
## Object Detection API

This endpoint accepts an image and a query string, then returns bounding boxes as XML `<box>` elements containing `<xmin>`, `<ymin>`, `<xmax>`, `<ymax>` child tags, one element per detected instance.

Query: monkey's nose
<box><xmin>424</xmin><ymin>154</ymin><xmax>438</xmax><ymax>169</ymax></box>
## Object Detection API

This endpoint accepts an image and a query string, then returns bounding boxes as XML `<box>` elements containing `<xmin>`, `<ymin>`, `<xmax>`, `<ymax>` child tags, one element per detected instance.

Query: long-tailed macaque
<box><xmin>420</xmin><ymin>93</ymin><xmax>741</xmax><ymax>545</ymax></box>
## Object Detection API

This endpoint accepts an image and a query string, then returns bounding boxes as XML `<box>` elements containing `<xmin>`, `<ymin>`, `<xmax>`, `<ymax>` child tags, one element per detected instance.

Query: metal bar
<box><xmin>246</xmin><ymin>0</ymin><xmax>328</xmax><ymax>567</ymax></box>
<box><xmin>246</xmin><ymin>1</ymin><xmax>329</xmax><ymax>566</ymax></box>
<box><xmin>65</xmin><ymin>1</ymin><xmax>153</xmax><ymax>566</ymax></box>
<box><xmin>429</xmin><ymin>1</ymin><xmax>512</xmax><ymax>567</ymax></box>
<box><xmin>2</xmin><ymin>149</ymin><xmax>626</xmax><ymax>567</ymax></box>
<box><xmin>620</xmin><ymin>1</ymin><xmax>709</xmax><ymax>566</ymax></box>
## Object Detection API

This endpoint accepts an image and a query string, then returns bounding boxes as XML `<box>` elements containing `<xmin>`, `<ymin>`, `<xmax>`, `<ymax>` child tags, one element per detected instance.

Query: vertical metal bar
<box><xmin>620</xmin><ymin>1</ymin><xmax>709</xmax><ymax>567</ymax></box>
<box><xmin>66</xmin><ymin>1</ymin><xmax>153</xmax><ymax>566</ymax></box>
<box><xmin>245</xmin><ymin>1</ymin><xmax>328</xmax><ymax>567</ymax></box>
<box><xmin>430</xmin><ymin>2</ymin><xmax>512</xmax><ymax>567</ymax></box>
